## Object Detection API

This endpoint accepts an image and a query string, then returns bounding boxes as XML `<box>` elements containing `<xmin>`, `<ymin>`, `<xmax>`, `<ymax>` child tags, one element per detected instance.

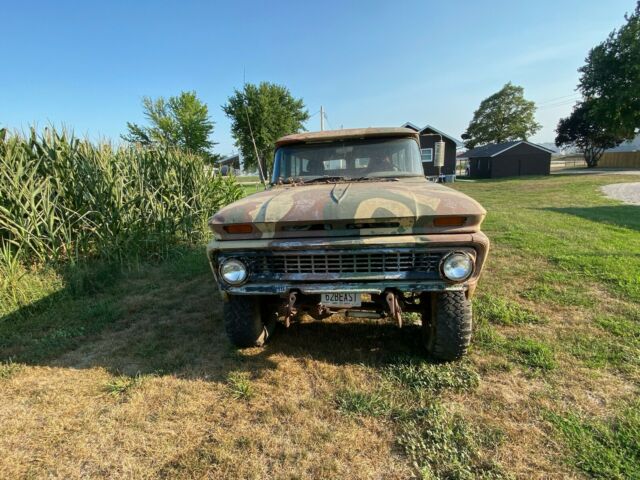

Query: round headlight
<box><xmin>219</xmin><ymin>258</ymin><xmax>248</xmax><ymax>285</ymax></box>
<box><xmin>441</xmin><ymin>252</ymin><xmax>474</xmax><ymax>282</ymax></box>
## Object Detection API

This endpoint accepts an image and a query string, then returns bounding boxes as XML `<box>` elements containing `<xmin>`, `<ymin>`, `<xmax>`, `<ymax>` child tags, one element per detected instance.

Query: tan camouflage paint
<box><xmin>209</xmin><ymin>179</ymin><xmax>486</xmax><ymax>240</ymax></box>
<box><xmin>206</xmin><ymin>129</ymin><xmax>490</xmax><ymax>297</ymax></box>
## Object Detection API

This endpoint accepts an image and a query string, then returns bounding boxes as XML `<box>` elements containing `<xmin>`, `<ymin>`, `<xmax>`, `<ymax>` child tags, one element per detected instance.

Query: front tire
<box><xmin>224</xmin><ymin>295</ymin><xmax>276</xmax><ymax>348</ymax></box>
<box><xmin>422</xmin><ymin>291</ymin><xmax>472</xmax><ymax>361</ymax></box>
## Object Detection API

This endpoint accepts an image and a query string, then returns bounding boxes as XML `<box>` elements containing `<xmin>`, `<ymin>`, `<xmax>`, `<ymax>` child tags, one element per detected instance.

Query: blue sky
<box><xmin>1</xmin><ymin>0</ymin><xmax>634</xmax><ymax>154</ymax></box>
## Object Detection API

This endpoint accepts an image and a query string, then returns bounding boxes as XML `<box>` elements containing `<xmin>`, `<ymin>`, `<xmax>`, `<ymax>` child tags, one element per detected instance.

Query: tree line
<box><xmin>119</xmin><ymin>2</ymin><xmax>640</xmax><ymax>173</ymax></box>
<box><xmin>555</xmin><ymin>2</ymin><xmax>639</xmax><ymax>167</ymax></box>
<box><xmin>121</xmin><ymin>83</ymin><xmax>309</xmax><ymax>181</ymax></box>
<box><xmin>461</xmin><ymin>2</ymin><xmax>639</xmax><ymax>168</ymax></box>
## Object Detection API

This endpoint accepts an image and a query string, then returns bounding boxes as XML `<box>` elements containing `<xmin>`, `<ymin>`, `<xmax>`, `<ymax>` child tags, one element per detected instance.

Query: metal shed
<box><xmin>459</xmin><ymin>141</ymin><xmax>553</xmax><ymax>178</ymax></box>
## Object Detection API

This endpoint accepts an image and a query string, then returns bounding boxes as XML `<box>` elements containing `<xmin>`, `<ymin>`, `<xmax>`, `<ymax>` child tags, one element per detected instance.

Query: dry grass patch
<box><xmin>1</xmin><ymin>174</ymin><xmax>640</xmax><ymax>479</ymax></box>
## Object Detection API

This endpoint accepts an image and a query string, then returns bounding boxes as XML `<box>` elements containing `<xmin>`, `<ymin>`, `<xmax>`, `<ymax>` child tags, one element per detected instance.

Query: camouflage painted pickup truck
<box><xmin>207</xmin><ymin>128</ymin><xmax>489</xmax><ymax>360</ymax></box>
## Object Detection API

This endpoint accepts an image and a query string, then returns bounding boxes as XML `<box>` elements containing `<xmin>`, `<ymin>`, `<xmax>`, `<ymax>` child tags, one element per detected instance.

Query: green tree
<box><xmin>578</xmin><ymin>2</ymin><xmax>640</xmax><ymax>140</ymax></box>
<box><xmin>122</xmin><ymin>91</ymin><xmax>216</xmax><ymax>159</ymax></box>
<box><xmin>222</xmin><ymin>82</ymin><xmax>309</xmax><ymax>180</ymax></box>
<box><xmin>461</xmin><ymin>82</ymin><xmax>541</xmax><ymax>149</ymax></box>
<box><xmin>555</xmin><ymin>101</ymin><xmax>624</xmax><ymax>167</ymax></box>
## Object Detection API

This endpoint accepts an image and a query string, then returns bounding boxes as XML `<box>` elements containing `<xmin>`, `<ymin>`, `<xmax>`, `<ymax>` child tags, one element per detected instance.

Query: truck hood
<box><xmin>209</xmin><ymin>178</ymin><xmax>486</xmax><ymax>240</ymax></box>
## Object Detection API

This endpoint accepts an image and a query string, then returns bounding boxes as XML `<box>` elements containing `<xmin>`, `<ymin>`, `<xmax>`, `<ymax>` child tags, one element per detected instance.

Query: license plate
<box><xmin>321</xmin><ymin>292</ymin><xmax>361</xmax><ymax>308</ymax></box>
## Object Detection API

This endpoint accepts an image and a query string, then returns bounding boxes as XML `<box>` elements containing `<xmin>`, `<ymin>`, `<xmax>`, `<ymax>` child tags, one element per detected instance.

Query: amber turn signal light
<box><xmin>434</xmin><ymin>216</ymin><xmax>466</xmax><ymax>227</ymax></box>
<box><xmin>223</xmin><ymin>224</ymin><xmax>253</xmax><ymax>234</ymax></box>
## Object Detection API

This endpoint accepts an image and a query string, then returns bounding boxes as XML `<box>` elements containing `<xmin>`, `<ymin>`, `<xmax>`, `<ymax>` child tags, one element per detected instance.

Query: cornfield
<box><xmin>0</xmin><ymin>127</ymin><xmax>242</xmax><ymax>268</ymax></box>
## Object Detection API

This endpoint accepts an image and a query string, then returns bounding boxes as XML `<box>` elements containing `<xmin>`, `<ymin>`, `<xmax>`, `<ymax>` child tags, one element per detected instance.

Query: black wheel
<box><xmin>223</xmin><ymin>295</ymin><xmax>276</xmax><ymax>348</ymax></box>
<box><xmin>422</xmin><ymin>291</ymin><xmax>472</xmax><ymax>361</ymax></box>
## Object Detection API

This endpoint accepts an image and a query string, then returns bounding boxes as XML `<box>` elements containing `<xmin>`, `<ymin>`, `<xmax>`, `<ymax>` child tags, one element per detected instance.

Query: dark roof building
<box><xmin>459</xmin><ymin>140</ymin><xmax>553</xmax><ymax>178</ymax></box>
<box><xmin>217</xmin><ymin>154</ymin><xmax>241</xmax><ymax>175</ymax></box>
<box><xmin>402</xmin><ymin>123</ymin><xmax>462</xmax><ymax>177</ymax></box>
<box><xmin>218</xmin><ymin>154</ymin><xmax>241</xmax><ymax>169</ymax></box>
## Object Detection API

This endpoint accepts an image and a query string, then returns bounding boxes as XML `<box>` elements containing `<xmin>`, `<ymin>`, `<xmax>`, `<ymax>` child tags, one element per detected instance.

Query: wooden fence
<box><xmin>599</xmin><ymin>151</ymin><xmax>640</xmax><ymax>168</ymax></box>
<box><xmin>551</xmin><ymin>155</ymin><xmax>586</xmax><ymax>170</ymax></box>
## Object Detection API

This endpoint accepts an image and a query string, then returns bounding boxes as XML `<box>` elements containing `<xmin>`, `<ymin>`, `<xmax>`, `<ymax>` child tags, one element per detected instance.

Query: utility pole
<box><xmin>320</xmin><ymin>105</ymin><xmax>324</xmax><ymax>131</ymax></box>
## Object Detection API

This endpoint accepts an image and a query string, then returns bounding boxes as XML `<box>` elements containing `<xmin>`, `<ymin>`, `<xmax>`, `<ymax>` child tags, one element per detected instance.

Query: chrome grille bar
<box><xmin>249</xmin><ymin>250</ymin><xmax>442</xmax><ymax>277</ymax></box>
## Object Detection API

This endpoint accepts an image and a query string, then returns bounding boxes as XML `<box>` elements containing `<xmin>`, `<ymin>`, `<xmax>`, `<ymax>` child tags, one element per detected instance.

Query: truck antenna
<box><xmin>241</xmin><ymin>71</ymin><xmax>267</xmax><ymax>185</ymax></box>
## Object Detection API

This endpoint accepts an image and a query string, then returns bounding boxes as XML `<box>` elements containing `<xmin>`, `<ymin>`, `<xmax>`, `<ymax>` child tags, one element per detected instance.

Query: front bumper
<box><xmin>220</xmin><ymin>280</ymin><xmax>468</xmax><ymax>295</ymax></box>
<box><xmin>207</xmin><ymin>232</ymin><xmax>489</xmax><ymax>297</ymax></box>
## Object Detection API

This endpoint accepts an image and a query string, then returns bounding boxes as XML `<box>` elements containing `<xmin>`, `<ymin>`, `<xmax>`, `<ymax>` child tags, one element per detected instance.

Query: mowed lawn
<box><xmin>1</xmin><ymin>174</ymin><xmax>639</xmax><ymax>479</ymax></box>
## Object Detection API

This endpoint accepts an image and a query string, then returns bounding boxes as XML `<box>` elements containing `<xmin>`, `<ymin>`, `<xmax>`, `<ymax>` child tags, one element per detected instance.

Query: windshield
<box><xmin>272</xmin><ymin>138</ymin><xmax>423</xmax><ymax>184</ymax></box>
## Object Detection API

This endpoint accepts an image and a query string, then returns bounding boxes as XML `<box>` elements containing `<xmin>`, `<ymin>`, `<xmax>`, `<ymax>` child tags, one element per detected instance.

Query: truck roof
<box><xmin>275</xmin><ymin>127</ymin><xmax>419</xmax><ymax>147</ymax></box>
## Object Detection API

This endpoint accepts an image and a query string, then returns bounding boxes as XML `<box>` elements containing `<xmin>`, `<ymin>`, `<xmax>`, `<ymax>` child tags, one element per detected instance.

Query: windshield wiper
<box><xmin>283</xmin><ymin>174</ymin><xmax>413</xmax><ymax>185</ymax></box>
<box><xmin>347</xmin><ymin>176</ymin><xmax>400</xmax><ymax>182</ymax></box>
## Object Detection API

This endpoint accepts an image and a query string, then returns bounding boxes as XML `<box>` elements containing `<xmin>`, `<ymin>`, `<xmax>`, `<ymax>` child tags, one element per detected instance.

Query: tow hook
<box><xmin>284</xmin><ymin>291</ymin><xmax>297</xmax><ymax>328</ymax></box>
<box><xmin>385</xmin><ymin>291</ymin><xmax>403</xmax><ymax>328</ymax></box>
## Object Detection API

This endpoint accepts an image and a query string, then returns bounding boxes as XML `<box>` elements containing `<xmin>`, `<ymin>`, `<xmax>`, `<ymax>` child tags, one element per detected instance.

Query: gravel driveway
<box><xmin>601</xmin><ymin>182</ymin><xmax>640</xmax><ymax>205</ymax></box>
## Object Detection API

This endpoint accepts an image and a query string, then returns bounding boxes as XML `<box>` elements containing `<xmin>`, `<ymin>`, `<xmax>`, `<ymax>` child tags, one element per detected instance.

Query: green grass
<box><xmin>235</xmin><ymin>175</ymin><xmax>261</xmax><ymax>183</ymax></box>
<box><xmin>520</xmin><ymin>274</ymin><xmax>597</xmax><ymax>308</ymax></box>
<box><xmin>474</xmin><ymin>321</ymin><xmax>556</xmax><ymax>372</ymax></box>
<box><xmin>594</xmin><ymin>311</ymin><xmax>640</xmax><ymax>342</ymax></box>
<box><xmin>104</xmin><ymin>374</ymin><xmax>145</xmax><ymax>397</ymax></box>
<box><xmin>0</xmin><ymin>249</ymin><xmax>209</xmax><ymax>364</ymax></box>
<box><xmin>335</xmin><ymin>389</ymin><xmax>391</xmax><ymax>417</ymax></box>
<box><xmin>398</xmin><ymin>403</ymin><xmax>510</xmax><ymax>480</ymax></box>
<box><xmin>546</xmin><ymin>403</ymin><xmax>640</xmax><ymax>479</ymax></box>
<box><xmin>335</xmin><ymin>359</ymin><xmax>505</xmax><ymax>478</ymax></box>
<box><xmin>460</xmin><ymin>176</ymin><xmax>640</xmax><ymax>303</ymax></box>
<box><xmin>564</xmin><ymin>332</ymin><xmax>638</xmax><ymax>372</ymax></box>
<box><xmin>1</xmin><ymin>174</ymin><xmax>639</xmax><ymax>479</ymax></box>
<box><xmin>474</xmin><ymin>294</ymin><xmax>545</xmax><ymax>326</ymax></box>
<box><xmin>384</xmin><ymin>359</ymin><xmax>480</xmax><ymax>394</ymax></box>
<box><xmin>226</xmin><ymin>372</ymin><xmax>254</xmax><ymax>400</ymax></box>
<box><xmin>0</xmin><ymin>271</ymin><xmax>124</xmax><ymax>362</ymax></box>
<box><xmin>505</xmin><ymin>337</ymin><xmax>556</xmax><ymax>372</ymax></box>
<box><xmin>240</xmin><ymin>183</ymin><xmax>266</xmax><ymax>197</ymax></box>
<box><xmin>0</xmin><ymin>358</ymin><xmax>22</xmax><ymax>379</ymax></box>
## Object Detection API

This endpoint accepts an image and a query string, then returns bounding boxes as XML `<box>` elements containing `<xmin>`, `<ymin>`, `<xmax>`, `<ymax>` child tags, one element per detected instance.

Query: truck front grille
<box><xmin>236</xmin><ymin>249</ymin><xmax>445</xmax><ymax>281</ymax></box>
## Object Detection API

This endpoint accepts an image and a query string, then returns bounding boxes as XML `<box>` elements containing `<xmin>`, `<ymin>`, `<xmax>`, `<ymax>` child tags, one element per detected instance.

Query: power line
<box><xmin>537</xmin><ymin>93</ymin><xmax>580</xmax><ymax>106</ymax></box>
<box><xmin>538</xmin><ymin>99</ymin><xmax>580</xmax><ymax>110</ymax></box>
<box><xmin>323</xmin><ymin>110</ymin><xmax>333</xmax><ymax>130</ymax></box>
<box><xmin>309</xmin><ymin>105</ymin><xmax>335</xmax><ymax>131</ymax></box>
